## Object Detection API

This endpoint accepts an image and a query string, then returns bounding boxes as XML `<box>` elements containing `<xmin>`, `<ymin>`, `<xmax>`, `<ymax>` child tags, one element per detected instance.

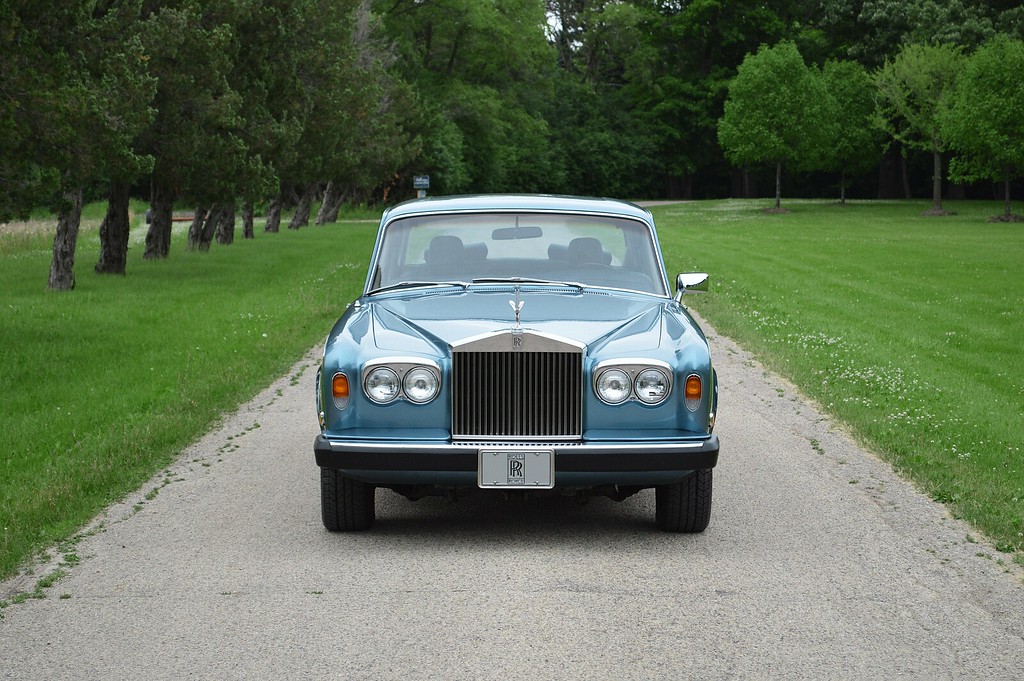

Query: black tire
<box><xmin>321</xmin><ymin>468</ymin><xmax>375</xmax><ymax>531</ymax></box>
<box><xmin>655</xmin><ymin>469</ymin><xmax>712</xmax><ymax>533</ymax></box>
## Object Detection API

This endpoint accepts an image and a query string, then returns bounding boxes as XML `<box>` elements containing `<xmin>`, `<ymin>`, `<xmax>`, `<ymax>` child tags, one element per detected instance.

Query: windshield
<box><xmin>370</xmin><ymin>212</ymin><xmax>667</xmax><ymax>296</ymax></box>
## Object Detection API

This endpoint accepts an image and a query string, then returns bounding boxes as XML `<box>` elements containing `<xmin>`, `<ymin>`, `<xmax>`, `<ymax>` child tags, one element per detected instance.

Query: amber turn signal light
<box><xmin>684</xmin><ymin>373</ymin><xmax>702</xmax><ymax>412</ymax></box>
<box><xmin>685</xmin><ymin>375</ymin><xmax>701</xmax><ymax>398</ymax></box>
<box><xmin>332</xmin><ymin>373</ymin><xmax>350</xmax><ymax>399</ymax></box>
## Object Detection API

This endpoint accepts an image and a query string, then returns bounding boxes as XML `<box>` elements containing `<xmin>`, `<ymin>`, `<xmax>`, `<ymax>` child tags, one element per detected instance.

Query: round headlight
<box><xmin>596</xmin><ymin>368</ymin><xmax>631</xmax><ymax>405</ymax></box>
<box><xmin>364</xmin><ymin>367</ymin><xmax>400</xmax><ymax>404</ymax></box>
<box><xmin>635</xmin><ymin>368</ymin><xmax>670</xmax><ymax>405</ymax></box>
<box><xmin>403</xmin><ymin>367</ymin><xmax>439</xmax><ymax>403</ymax></box>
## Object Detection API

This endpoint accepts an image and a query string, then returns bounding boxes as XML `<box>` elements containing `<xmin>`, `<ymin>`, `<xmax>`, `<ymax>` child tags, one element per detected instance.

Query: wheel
<box><xmin>655</xmin><ymin>469</ymin><xmax>712</xmax><ymax>532</ymax></box>
<box><xmin>320</xmin><ymin>467</ymin><xmax>375</xmax><ymax>531</ymax></box>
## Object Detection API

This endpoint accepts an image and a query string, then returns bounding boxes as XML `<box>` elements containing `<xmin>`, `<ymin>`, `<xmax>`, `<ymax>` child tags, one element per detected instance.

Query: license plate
<box><xmin>478</xmin><ymin>449</ymin><xmax>554</xmax><ymax>489</ymax></box>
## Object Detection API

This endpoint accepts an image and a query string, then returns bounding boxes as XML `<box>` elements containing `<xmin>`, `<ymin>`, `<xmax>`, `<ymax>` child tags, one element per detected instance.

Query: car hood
<box><xmin>351</xmin><ymin>287</ymin><xmax>705</xmax><ymax>357</ymax></box>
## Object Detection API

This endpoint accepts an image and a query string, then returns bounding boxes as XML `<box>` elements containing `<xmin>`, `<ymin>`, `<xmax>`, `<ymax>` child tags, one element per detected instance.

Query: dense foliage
<box><xmin>2</xmin><ymin>0</ymin><xmax>1024</xmax><ymax>286</ymax></box>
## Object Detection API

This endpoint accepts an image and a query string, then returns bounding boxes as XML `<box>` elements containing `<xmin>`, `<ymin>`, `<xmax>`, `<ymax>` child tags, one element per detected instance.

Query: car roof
<box><xmin>380</xmin><ymin>194</ymin><xmax>653</xmax><ymax>223</ymax></box>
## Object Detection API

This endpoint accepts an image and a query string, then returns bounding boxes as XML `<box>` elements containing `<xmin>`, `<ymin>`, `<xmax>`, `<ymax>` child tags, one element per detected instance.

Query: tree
<box><xmin>822</xmin><ymin>59</ymin><xmax>883</xmax><ymax>203</ymax></box>
<box><xmin>377</xmin><ymin>0</ymin><xmax>559</xmax><ymax>196</ymax></box>
<box><xmin>648</xmin><ymin>0</ymin><xmax>801</xmax><ymax>198</ymax></box>
<box><xmin>944</xmin><ymin>35</ymin><xmax>1024</xmax><ymax>220</ymax></box>
<box><xmin>91</xmin><ymin>2</ymin><xmax>159</xmax><ymax>275</ymax></box>
<box><xmin>828</xmin><ymin>0</ymin><xmax>995</xmax><ymax>67</ymax></box>
<box><xmin>315</xmin><ymin>0</ymin><xmax>420</xmax><ymax>223</ymax></box>
<box><xmin>717</xmin><ymin>41</ymin><xmax>835</xmax><ymax>210</ymax></box>
<box><xmin>269</xmin><ymin>0</ymin><xmax>406</xmax><ymax>230</ymax></box>
<box><xmin>0</xmin><ymin>1</ymin><xmax>154</xmax><ymax>289</ymax></box>
<box><xmin>138</xmin><ymin>1</ymin><xmax>255</xmax><ymax>258</ymax></box>
<box><xmin>874</xmin><ymin>43</ymin><xmax>964</xmax><ymax>215</ymax></box>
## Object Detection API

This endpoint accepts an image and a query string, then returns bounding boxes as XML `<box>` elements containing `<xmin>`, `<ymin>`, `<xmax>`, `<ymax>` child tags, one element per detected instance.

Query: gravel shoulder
<box><xmin>2</xmin><ymin>316</ymin><xmax>1022</xmax><ymax>680</ymax></box>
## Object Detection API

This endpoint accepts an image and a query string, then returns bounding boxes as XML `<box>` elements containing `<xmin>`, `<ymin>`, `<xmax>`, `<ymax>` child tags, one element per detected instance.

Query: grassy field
<box><xmin>1</xmin><ymin>208</ymin><xmax>377</xmax><ymax>579</ymax></box>
<box><xmin>655</xmin><ymin>199</ymin><xmax>1023</xmax><ymax>565</ymax></box>
<box><xmin>1</xmin><ymin>198</ymin><xmax>1021</xmax><ymax>582</ymax></box>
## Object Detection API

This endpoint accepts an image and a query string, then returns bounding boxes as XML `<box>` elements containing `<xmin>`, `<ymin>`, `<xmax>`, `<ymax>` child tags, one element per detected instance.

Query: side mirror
<box><xmin>675</xmin><ymin>273</ymin><xmax>709</xmax><ymax>301</ymax></box>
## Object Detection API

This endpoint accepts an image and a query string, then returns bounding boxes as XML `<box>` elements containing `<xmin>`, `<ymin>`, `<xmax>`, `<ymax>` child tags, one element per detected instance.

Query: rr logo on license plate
<box><xmin>507</xmin><ymin>453</ymin><xmax>525</xmax><ymax>484</ymax></box>
<box><xmin>478</xmin><ymin>449</ymin><xmax>554</xmax><ymax>489</ymax></box>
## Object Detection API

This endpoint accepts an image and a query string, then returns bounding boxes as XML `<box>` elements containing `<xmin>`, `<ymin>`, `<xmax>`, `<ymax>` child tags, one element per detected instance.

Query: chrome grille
<box><xmin>452</xmin><ymin>350</ymin><xmax>583</xmax><ymax>440</ymax></box>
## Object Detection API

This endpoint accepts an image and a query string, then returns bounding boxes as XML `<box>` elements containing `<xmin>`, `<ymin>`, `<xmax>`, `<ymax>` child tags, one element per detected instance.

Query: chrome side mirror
<box><xmin>675</xmin><ymin>272</ymin><xmax>709</xmax><ymax>301</ymax></box>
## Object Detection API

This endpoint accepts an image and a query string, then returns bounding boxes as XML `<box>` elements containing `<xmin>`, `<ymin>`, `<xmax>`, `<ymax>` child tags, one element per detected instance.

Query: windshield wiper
<box><xmin>469</xmin><ymin>277</ymin><xmax>585</xmax><ymax>291</ymax></box>
<box><xmin>369</xmin><ymin>280</ymin><xmax>469</xmax><ymax>295</ymax></box>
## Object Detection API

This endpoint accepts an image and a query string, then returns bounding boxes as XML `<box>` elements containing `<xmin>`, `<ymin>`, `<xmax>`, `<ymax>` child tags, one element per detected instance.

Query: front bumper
<box><xmin>314</xmin><ymin>433</ymin><xmax>719</xmax><ymax>487</ymax></box>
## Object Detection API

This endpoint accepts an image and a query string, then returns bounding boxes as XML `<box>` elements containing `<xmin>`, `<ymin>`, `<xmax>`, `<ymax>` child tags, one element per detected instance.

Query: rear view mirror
<box><xmin>492</xmin><ymin>225</ymin><xmax>542</xmax><ymax>240</ymax></box>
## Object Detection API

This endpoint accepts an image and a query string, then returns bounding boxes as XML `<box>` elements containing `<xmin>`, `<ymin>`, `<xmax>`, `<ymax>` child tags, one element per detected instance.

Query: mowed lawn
<box><xmin>656</xmin><ymin>199</ymin><xmax>1023</xmax><ymax>564</ymax></box>
<box><xmin>1</xmin><ymin>211</ymin><xmax>376</xmax><ymax>580</ymax></box>
<box><xmin>1</xmin><ymin>199</ymin><xmax>1021</xmax><ymax>584</ymax></box>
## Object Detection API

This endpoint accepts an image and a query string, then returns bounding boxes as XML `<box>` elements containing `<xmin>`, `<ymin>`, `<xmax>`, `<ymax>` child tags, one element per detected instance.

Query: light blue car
<box><xmin>314</xmin><ymin>195</ymin><xmax>719</xmax><ymax>532</ymax></box>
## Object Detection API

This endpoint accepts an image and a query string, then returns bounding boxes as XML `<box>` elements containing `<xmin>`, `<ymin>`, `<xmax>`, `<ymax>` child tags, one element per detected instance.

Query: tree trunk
<box><xmin>215</xmin><ymin>203</ymin><xmax>235</xmax><ymax>245</ymax></box>
<box><xmin>877</xmin><ymin>147</ymin><xmax>903</xmax><ymax>199</ymax></box>
<box><xmin>242</xmin><ymin>203</ymin><xmax>255</xmax><ymax>239</ymax></box>
<box><xmin>198</xmin><ymin>205</ymin><xmax>222</xmax><ymax>251</ymax></box>
<box><xmin>931</xmin><ymin>150</ymin><xmax>943</xmax><ymax>212</ymax></box>
<box><xmin>187</xmin><ymin>206</ymin><xmax>209</xmax><ymax>250</ymax></box>
<box><xmin>265</xmin><ymin>195</ymin><xmax>283</xmax><ymax>233</ymax></box>
<box><xmin>774</xmin><ymin>161</ymin><xmax>782</xmax><ymax>209</ymax></box>
<box><xmin>317</xmin><ymin>182</ymin><xmax>348</xmax><ymax>224</ymax></box>
<box><xmin>316</xmin><ymin>181</ymin><xmax>336</xmax><ymax>225</ymax></box>
<box><xmin>289</xmin><ymin>183</ymin><xmax>316</xmax><ymax>229</ymax></box>
<box><xmin>839</xmin><ymin>169</ymin><xmax>847</xmax><ymax>205</ymax></box>
<box><xmin>144</xmin><ymin>184</ymin><xmax>175</xmax><ymax>259</ymax></box>
<box><xmin>48</xmin><ymin>187</ymin><xmax>83</xmax><ymax>291</ymax></box>
<box><xmin>95</xmin><ymin>181</ymin><xmax>131</xmax><ymax>275</ymax></box>
<box><xmin>901</xmin><ymin>152</ymin><xmax>911</xmax><ymax>200</ymax></box>
<box><xmin>1004</xmin><ymin>176</ymin><xmax>1012</xmax><ymax>218</ymax></box>
<box><xmin>730</xmin><ymin>168</ymin><xmax>743</xmax><ymax>198</ymax></box>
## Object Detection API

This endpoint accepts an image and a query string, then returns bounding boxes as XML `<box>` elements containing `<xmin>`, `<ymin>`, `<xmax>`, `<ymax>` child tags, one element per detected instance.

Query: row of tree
<box><xmin>2</xmin><ymin>1</ymin><xmax>1024</xmax><ymax>290</ymax></box>
<box><xmin>3</xmin><ymin>0</ymin><xmax>413</xmax><ymax>289</ymax></box>
<box><xmin>718</xmin><ymin>36</ymin><xmax>1024</xmax><ymax>217</ymax></box>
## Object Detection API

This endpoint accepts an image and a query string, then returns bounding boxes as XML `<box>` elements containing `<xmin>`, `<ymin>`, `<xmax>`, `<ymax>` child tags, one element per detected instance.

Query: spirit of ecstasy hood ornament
<box><xmin>509</xmin><ymin>289</ymin><xmax>524</xmax><ymax>329</ymax></box>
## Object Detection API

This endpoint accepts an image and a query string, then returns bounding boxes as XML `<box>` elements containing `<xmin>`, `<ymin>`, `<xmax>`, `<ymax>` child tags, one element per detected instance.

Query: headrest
<box><xmin>567</xmin><ymin>237</ymin><xmax>612</xmax><ymax>265</ymax></box>
<box><xmin>424</xmin><ymin>235</ymin><xmax>464</xmax><ymax>265</ymax></box>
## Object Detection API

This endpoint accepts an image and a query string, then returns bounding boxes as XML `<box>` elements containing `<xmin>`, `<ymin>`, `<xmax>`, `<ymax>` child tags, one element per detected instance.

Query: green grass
<box><xmin>655</xmin><ymin>199</ymin><xmax>1023</xmax><ymax>557</ymax></box>
<box><xmin>1</xmin><ymin>209</ymin><xmax>375</xmax><ymax>579</ymax></box>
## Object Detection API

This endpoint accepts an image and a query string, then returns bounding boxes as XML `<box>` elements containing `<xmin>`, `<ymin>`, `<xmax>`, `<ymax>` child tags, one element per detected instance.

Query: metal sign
<box><xmin>413</xmin><ymin>175</ymin><xmax>430</xmax><ymax>189</ymax></box>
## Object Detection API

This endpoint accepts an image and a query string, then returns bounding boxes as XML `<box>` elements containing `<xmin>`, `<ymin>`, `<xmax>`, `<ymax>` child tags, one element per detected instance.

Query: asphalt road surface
<box><xmin>2</xmin><ymin>319</ymin><xmax>1023</xmax><ymax>680</ymax></box>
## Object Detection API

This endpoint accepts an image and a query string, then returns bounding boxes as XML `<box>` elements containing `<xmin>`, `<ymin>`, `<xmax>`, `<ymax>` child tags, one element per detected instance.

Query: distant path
<box><xmin>1</xmin><ymin>316</ymin><xmax>1022</xmax><ymax>679</ymax></box>
<box><xmin>636</xmin><ymin>199</ymin><xmax>691</xmax><ymax>206</ymax></box>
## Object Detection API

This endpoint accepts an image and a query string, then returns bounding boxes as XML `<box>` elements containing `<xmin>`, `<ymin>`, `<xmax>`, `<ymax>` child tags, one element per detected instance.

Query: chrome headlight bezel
<box><xmin>363</xmin><ymin>366</ymin><xmax>401</xmax><ymax>404</ymax></box>
<box><xmin>592</xmin><ymin>360</ymin><xmax>673</xmax><ymax>406</ymax></box>
<box><xmin>403</xmin><ymin>366</ymin><xmax>441</xmax><ymax>404</ymax></box>
<box><xmin>361</xmin><ymin>358</ymin><xmax>442</xmax><ymax>405</ymax></box>
<box><xmin>634</xmin><ymin>367</ymin><xmax>671</xmax><ymax>405</ymax></box>
<box><xmin>595</xmin><ymin>367</ymin><xmax>632</xmax><ymax>405</ymax></box>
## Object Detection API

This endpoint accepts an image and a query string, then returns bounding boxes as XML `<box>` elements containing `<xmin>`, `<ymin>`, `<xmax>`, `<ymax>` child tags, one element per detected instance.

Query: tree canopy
<box><xmin>717</xmin><ymin>41</ymin><xmax>835</xmax><ymax>210</ymax></box>
<box><xmin>943</xmin><ymin>35</ymin><xmax>1024</xmax><ymax>220</ymax></box>
<box><xmin>821</xmin><ymin>58</ymin><xmax>883</xmax><ymax>203</ymax></box>
<box><xmin>2</xmin><ymin>0</ymin><xmax>1023</xmax><ymax>288</ymax></box>
<box><xmin>874</xmin><ymin>42</ymin><xmax>964</xmax><ymax>214</ymax></box>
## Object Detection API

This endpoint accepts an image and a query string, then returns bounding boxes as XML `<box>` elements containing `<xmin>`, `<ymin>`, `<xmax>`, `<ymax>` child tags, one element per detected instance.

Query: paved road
<box><xmin>2</xmin><ymin>320</ymin><xmax>1022</xmax><ymax>680</ymax></box>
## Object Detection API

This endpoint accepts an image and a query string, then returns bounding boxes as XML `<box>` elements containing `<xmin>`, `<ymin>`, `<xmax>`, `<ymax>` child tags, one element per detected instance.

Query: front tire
<box><xmin>321</xmin><ymin>468</ymin><xmax>375</xmax><ymax>531</ymax></box>
<box><xmin>655</xmin><ymin>469</ymin><xmax>712</xmax><ymax>532</ymax></box>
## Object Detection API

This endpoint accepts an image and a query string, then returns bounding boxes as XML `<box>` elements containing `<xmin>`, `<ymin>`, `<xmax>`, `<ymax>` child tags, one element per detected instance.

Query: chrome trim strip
<box><xmin>325</xmin><ymin>440</ymin><xmax>711</xmax><ymax>452</ymax></box>
<box><xmin>450</xmin><ymin>328</ymin><xmax>586</xmax><ymax>353</ymax></box>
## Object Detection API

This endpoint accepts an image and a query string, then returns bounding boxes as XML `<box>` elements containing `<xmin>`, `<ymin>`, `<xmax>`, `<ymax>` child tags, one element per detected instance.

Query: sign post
<box><xmin>413</xmin><ymin>175</ymin><xmax>430</xmax><ymax>198</ymax></box>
